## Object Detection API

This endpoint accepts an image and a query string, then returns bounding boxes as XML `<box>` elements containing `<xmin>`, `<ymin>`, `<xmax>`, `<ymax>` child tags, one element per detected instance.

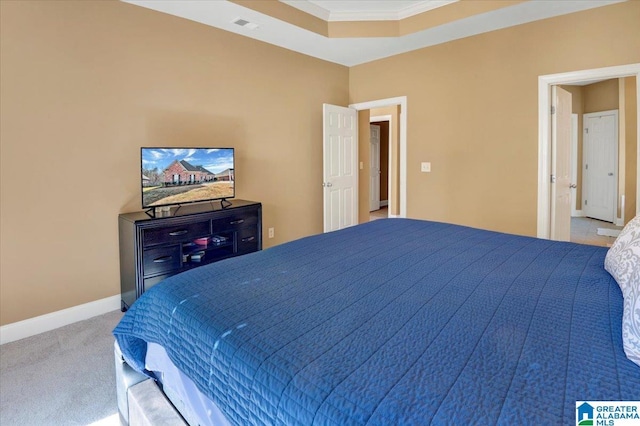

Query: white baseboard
<box><xmin>380</xmin><ymin>200</ymin><xmax>389</xmax><ymax>207</ymax></box>
<box><xmin>571</xmin><ymin>210</ymin><xmax>584</xmax><ymax>218</ymax></box>
<box><xmin>0</xmin><ymin>295</ymin><xmax>120</xmax><ymax>345</ymax></box>
<box><xmin>615</xmin><ymin>217</ymin><xmax>624</xmax><ymax>227</ymax></box>
<box><xmin>388</xmin><ymin>214</ymin><xmax>400</xmax><ymax>218</ymax></box>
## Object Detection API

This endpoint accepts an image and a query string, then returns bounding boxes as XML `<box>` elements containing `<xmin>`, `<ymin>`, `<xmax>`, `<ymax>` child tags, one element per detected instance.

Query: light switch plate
<box><xmin>421</xmin><ymin>162</ymin><xmax>431</xmax><ymax>172</ymax></box>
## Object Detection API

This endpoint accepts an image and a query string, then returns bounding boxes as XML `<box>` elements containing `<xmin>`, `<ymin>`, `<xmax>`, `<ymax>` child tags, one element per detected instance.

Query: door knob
<box><xmin>608</xmin><ymin>172</ymin><xmax>614</xmax><ymax>176</ymax></box>
<box><xmin>570</xmin><ymin>184</ymin><xmax>577</xmax><ymax>188</ymax></box>
<box><xmin>326</xmin><ymin>182</ymin><xmax>333</xmax><ymax>187</ymax></box>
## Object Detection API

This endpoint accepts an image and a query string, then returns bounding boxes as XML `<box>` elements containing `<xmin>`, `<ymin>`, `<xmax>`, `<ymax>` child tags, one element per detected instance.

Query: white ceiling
<box><xmin>281</xmin><ymin>0</ymin><xmax>458</xmax><ymax>21</ymax></box>
<box><xmin>123</xmin><ymin>0</ymin><xmax>626</xmax><ymax>67</ymax></box>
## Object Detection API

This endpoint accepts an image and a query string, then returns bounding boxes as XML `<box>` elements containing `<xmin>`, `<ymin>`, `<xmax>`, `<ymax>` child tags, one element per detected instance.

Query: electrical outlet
<box><xmin>421</xmin><ymin>162</ymin><xmax>431</xmax><ymax>172</ymax></box>
<box><xmin>268</xmin><ymin>227</ymin><xmax>274</xmax><ymax>238</ymax></box>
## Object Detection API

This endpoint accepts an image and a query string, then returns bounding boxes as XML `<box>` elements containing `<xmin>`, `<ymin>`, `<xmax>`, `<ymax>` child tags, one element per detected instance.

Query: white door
<box><xmin>570</xmin><ymin>114</ymin><xmax>579</xmax><ymax>217</ymax></box>
<box><xmin>550</xmin><ymin>86</ymin><xmax>573</xmax><ymax>241</ymax></box>
<box><xmin>583</xmin><ymin>111</ymin><xmax>618</xmax><ymax>223</ymax></box>
<box><xmin>323</xmin><ymin>104</ymin><xmax>358</xmax><ymax>232</ymax></box>
<box><xmin>369</xmin><ymin>124</ymin><xmax>381</xmax><ymax>212</ymax></box>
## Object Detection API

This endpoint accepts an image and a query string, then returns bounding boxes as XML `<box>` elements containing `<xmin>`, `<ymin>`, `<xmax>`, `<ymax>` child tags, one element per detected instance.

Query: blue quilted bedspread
<box><xmin>113</xmin><ymin>219</ymin><xmax>640</xmax><ymax>425</ymax></box>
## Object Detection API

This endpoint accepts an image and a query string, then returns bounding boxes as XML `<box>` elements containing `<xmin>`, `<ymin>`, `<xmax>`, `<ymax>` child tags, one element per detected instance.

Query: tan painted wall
<box><xmin>0</xmin><ymin>1</ymin><xmax>348</xmax><ymax>325</ymax></box>
<box><xmin>584</xmin><ymin>79</ymin><xmax>619</xmax><ymax>113</ymax></box>
<box><xmin>350</xmin><ymin>1</ymin><xmax>640</xmax><ymax>235</ymax></box>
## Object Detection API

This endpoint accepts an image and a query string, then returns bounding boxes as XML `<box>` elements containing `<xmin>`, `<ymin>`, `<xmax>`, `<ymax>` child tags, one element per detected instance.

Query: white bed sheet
<box><xmin>146</xmin><ymin>342</ymin><xmax>231</xmax><ymax>426</ymax></box>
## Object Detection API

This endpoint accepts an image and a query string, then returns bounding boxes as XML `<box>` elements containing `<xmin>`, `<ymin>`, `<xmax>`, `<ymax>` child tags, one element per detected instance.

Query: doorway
<box><xmin>322</xmin><ymin>96</ymin><xmax>407</xmax><ymax>232</ymax></box>
<box><xmin>582</xmin><ymin>110</ymin><xmax>619</xmax><ymax>223</ymax></box>
<box><xmin>369</xmin><ymin>117</ymin><xmax>391</xmax><ymax>221</ymax></box>
<box><xmin>537</xmin><ymin>63</ymin><xmax>640</xmax><ymax>240</ymax></box>
<box><xmin>350</xmin><ymin>96</ymin><xmax>408</xmax><ymax>220</ymax></box>
<box><xmin>369</xmin><ymin>124</ymin><xmax>382</xmax><ymax>213</ymax></box>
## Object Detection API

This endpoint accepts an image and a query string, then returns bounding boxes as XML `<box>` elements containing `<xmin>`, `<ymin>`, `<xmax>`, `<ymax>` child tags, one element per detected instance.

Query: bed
<box><xmin>113</xmin><ymin>218</ymin><xmax>640</xmax><ymax>425</ymax></box>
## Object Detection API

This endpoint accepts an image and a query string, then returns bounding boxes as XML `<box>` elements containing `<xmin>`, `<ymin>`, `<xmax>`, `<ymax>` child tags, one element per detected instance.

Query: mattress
<box><xmin>113</xmin><ymin>218</ymin><xmax>640</xmax><ymax>425</ymax></box>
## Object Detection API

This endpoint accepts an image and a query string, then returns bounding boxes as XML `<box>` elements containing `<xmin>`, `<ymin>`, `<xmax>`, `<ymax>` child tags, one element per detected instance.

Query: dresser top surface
<box><xmin>119</xmin><ymin>199</ymin><xmax>260</xmax><ymax>223</ymax></box>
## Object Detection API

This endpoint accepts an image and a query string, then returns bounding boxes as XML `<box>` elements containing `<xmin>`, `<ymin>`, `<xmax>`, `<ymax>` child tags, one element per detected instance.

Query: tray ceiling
<box><xmin>122</xmin><ymin>0</ymin><xmax>626</xmax><ymax>66</ymax></box>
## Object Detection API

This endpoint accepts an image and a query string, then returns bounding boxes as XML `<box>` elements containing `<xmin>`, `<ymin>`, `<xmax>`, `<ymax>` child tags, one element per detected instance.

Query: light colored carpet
<box><xmin>570</xmin><ymin>217</ymin><xmax>622</xmax><ymax>247</ymax></box>
<box><xmin>0</xmin><ymin>310</ymin><xmax>124</xmax><ymax>426</ymax></box>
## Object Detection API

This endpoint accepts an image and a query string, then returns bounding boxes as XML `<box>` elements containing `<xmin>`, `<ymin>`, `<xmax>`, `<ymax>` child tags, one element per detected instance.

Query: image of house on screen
<box><xmin>577</xmin><ymin>402</ymin><xmax>594</xmax><ymax>425</ymax></box>
<box><xmin>163</xmin><ymin>160</ymin><xmax>216</xmax><ymax>185</ymax></box>
<box><xmin>214</xmin><ymin>168</ymin><xmax>234</xmax><ymax>182</ymax></box>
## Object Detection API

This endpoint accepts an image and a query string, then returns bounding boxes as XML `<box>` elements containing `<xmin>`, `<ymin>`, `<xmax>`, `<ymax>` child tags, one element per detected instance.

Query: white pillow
<box><xmin>605</xmin><ymin>215</ymin><xmax>640</xmax><ymax>296</ymax></box>
<box><xmin>604</xmin><ymin>215</ymin><xmax>640</xmax><ymax>366</ymax></box>
<box><xmin>622</xmin><ymin>266</ymin><xmax>640</xmax><ymax>367</ymax></box>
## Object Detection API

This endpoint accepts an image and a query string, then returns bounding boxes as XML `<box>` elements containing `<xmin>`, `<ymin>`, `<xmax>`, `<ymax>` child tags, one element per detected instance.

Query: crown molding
<box><xmin>396</xmin><ymin>0</ymin><xmax>457</xmax><ymax>20</ymax></box>
<box><xmin>281</xmin><ymin>0</ymin><xmax>458</xmax><ymax>22</ymax></box>
<box><xmin>280</xmin><ymin>0</ymin><xmax>330</xmax><ymax>21</ymax></box>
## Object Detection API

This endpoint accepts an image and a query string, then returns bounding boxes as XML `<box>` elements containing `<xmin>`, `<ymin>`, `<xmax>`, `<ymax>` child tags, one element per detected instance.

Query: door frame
<box><xmin>537</xmin><ymin>63</ymin><xmax>640</xmax><ymax>238</ymax></box>
<box><xmin>371</xmin><ymin>114</ymin><xmax>392</xmax><ymax>212</ymax></box>
<box><xmin>582</xmin><ymin>110</ymin><xmax>619</xmax><ymax>223</ymax></box>
<box><xmin>369</xmin><ymin>124</ymin><xmax>381</xmax><ymax>212</ymax></box>
<box><xmin>350</xmin><ymin>96</ymin><xmax>407</xmax><ymax>218</ymax></box>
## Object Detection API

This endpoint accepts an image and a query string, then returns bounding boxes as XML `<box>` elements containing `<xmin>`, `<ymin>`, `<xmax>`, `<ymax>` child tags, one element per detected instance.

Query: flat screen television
<box><xmin>141</xmin><ymin>147</ymin><xmax>235</xmax><ymax>209</ymax></box>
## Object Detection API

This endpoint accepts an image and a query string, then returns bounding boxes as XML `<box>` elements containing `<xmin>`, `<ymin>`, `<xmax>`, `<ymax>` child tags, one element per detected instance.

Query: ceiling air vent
<box><xmin>232</xmin><ymin>18</ymin><xmax>259</xmax><ymax>30</ymax></box>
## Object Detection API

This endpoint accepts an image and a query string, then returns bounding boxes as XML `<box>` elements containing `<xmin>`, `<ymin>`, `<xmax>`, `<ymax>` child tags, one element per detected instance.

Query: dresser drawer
<box><xmin>143</xmin><ymin>273</ymin><xmax>173</xmax><ymax>292</ymax></box>
<box><xmin>212</xmin><ymin>210</ymin><xmax>258</xmax><ymax>231</ymax></box>
<box><xmin>237</xmin><ymin>226</ymin><xmax>259</xmax><ymax>254</ymax></box>
<box><xmin>143</xmin><ymin>246</ymin><xmax>181</xmax><ymax>276</ymax></box>
<box><xmin>143</xmin><ymin>221</ymin><xmax>210</xmax><ymax>247</ymax></box>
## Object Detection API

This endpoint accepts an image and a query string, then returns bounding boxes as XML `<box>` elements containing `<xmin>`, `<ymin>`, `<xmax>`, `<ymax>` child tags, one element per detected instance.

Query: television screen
<box><xmin>141</xmin><ymin>147</ymin><xmax>235</xmax><ymax>209</ymax></box>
